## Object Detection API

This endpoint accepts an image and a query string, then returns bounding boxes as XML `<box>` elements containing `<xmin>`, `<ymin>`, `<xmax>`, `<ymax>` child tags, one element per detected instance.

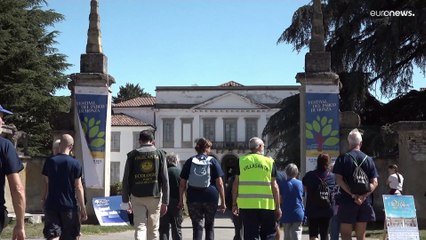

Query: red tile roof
<box><xmin>218</xmin><ymin>81</ymin><xmax>244</xmax><ymax>87</ymax></box>
<box><xmin>111</xmin><ymin>113</ymin><xmax>151</xmax><ymax>126</ymax></box>
<box><xmin>113</xmin><ymin>97</ymin><xmax>156</xmax><ymax>107</ymax></box>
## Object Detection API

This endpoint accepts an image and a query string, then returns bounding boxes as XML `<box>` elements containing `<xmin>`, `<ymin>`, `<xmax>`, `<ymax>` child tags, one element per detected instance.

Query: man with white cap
<box><xmin>0</xmin><ymin>105</ymin><xmax>26</xmax><ymax>240</ymax></box>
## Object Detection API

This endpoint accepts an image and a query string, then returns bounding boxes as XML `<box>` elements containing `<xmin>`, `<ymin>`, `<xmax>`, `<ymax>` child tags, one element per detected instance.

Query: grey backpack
<box><xmin>187</xmin><ymin>156</ymin><xmax>213</xmax><ymax>188</ymax></box>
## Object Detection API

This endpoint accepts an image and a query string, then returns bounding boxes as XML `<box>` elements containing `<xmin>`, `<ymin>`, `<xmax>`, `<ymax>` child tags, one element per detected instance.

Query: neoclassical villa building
<box><xmin>111</xmin><ymin>81</ymin><xmax>298</xmax><ymax>183</ymax></box>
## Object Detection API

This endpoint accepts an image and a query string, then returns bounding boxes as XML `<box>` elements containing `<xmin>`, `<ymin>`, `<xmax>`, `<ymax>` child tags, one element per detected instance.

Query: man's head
<box><xmin>166</xmin><ymin>153</ymin><xmax>179</xmax><ymax>166</ymax></box>
<box><xmin>139</xmin><ymin>130</ymin><xmax>154</xmax><ymax>144</ymax></box>
<box><xmin>249</xmin><ymin>137</ymin><xmax>264</xmax><ymax>154</ymax></box>
<box><xmin>52</xmin><ymin>139</ymin><xmax>61</xmax><ymax>155</ymax></box>
<box><xmin>59</xmin><ymin>134</ymin><xmax>74</xmax><ymax>154</ymax></box>
<box><xmin>347</xmin><ymin>128</ymin><xmax>362</xmax><ymax>149</ymax></box>
<box><xmin>0</xmin><ymin>105</ymin><xmax>13</xmax><ymax>129</ymax></box>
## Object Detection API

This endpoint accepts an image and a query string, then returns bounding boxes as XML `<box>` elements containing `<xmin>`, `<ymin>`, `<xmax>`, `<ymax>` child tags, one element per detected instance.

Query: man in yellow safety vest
<box><xmin>232</xmin><ymin>137</ymin><xmax>281</xmax><ymax>240</ymax></box>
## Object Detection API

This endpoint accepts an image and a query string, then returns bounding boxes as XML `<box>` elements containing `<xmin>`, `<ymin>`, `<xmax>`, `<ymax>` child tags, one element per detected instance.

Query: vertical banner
<box><xmin>383</xmin><ymin>195</ymin><xmax>420</xmax><ymax>240</ymax></box>
<box><xmin>305</xmin><ymin>86</ymin><xmax>339</xmax><ymax>172</ymax></box>
<box><xmin>75</xmin><ymin>86</ymin><xmax>108</xmax><ymax>188</ymax></box>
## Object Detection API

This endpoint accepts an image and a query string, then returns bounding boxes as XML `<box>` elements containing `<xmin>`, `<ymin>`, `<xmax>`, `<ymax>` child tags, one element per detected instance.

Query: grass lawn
<box><xmin>1</xmin><ymin>221</ymin><xmax>133</xmax><ymax>239</ymax></box>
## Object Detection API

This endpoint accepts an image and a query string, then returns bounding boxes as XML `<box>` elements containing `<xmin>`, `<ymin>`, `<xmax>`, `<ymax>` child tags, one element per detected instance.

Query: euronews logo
<box><xmin>370</xmin><ymin>10</ymin><xmax>415</xmax><ymax>17</ymax></box>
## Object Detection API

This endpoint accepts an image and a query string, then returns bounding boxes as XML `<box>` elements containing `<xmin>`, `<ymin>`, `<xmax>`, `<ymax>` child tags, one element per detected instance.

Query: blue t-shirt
<box><xmin>302</xmin><ymin>169</ymin><xmax>335</xmax><ymax>218</ymax></box>
<box><xmin>0</xmin><ymin>137</ymin><xmax>24</xmax><ymax>208</ymax></box>
<box><xmin>42</xmin><ymin>154</ymin><xmax>82</xmax><ymax>211</ymax></box>
<box><xmin>278</xmin><ymin>177</ymin><xmax>304</xmax><ymax>223</ymax></box>
<box><xmin>332</xmin><ymin>150</ymin><xmax>379</xmax><ymax>204</ymax></box>
<box><xmin>180</xmin><ymin>154</ymin><xmax>224</xmax><ymax>203</ymax></box>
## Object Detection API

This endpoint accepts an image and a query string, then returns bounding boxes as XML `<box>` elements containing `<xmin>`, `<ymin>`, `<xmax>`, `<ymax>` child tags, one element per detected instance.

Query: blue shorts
<box><xmin>337</xmin><ymin>202</ymin><xmax>375</xmax><ymax>224</ymax></box>
<box><xmin>43</xmin><ymin>209</ymin><xmax>81</xmax><ymax>240</ymax></box>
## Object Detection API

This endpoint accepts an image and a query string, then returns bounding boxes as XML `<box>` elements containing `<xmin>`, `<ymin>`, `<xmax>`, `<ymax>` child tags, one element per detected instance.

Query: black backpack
<box><xmin>312</xmin><ymin>172</ymin><xmax>331</xmax><ymax>208</ymax></box>
<box><xmin>347</xmin><ymin>153</ymin><xmax>371</xmax><ymax>195</ymax></box>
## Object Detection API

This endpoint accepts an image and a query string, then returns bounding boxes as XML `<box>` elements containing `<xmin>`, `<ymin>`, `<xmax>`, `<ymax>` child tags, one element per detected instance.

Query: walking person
<box><xmin>332</xmin><ymin>129</ymin><xmax>379</xmax><ymax>240</ymax></box>
<box><xmin>303</xmin><ymin>153</ymin><xmax>335</xmax><ymax>240</ymax></box>
<box><xmin>387</xmin><ymin>164</ymin><xmax>404</xmax><ymax>195</ymax></box>
<box><xmin>0</xmin><ymin>105</ymin><xmax>26</xmax><ymax>240</ymax></box>
<box><xmin>41</xmin><ymin>134</ymin><xmax>87</xmax><ymax>240</ymax></box>
<box><xmin>232</xmin><ymin>137</ymin><xmax>281</xmax><ymax>240</ymax></box>
<box><xmin>178</xmin><ymin>138</ymin><xmax>226</xmax><ymax>240</ymax></box>
<box><xmin>328</xmin><ymin>164</ymin><xmax>341</xmax><ymax>240</ymax></box>
<box><xmin>225</xmin><ymin>168</ymin><xmax>242</xmax><ymax>240</ymax></box>
<box><xmin>159</xmin><ymin>153</ymin><xmax>183</xmax><ymax>240</ymax></box>
<box><xmin>278</xmin><ymin>163</ymin><xmax>304</xmax><ymax>240</ymax></box>
<box><xmin>122</xmin><ymin>130</ymin><xmax>170</xmax><ymax>240</ymax></box>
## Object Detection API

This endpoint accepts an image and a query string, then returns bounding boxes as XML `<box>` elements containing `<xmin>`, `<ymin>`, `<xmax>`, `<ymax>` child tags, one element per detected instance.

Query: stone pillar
<box><xmin>69</xmin><ymin>0</ymin><xmax>115</xmax><ymax>223</ymax></box>
<box><xmin>391</xmin><ymin>121</ymin><xmax>426</xmax><ymax>227</ymax></box>
<box><xmin>295</xmin><ymin>0</ymin><xmax>340</xmax><ymax>174</ymax></box>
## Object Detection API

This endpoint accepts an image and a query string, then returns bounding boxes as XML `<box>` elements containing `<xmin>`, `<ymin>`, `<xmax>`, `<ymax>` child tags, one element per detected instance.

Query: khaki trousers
<box><xmin>131</xmin><ymin>194</ymin><xmax>162</xmax><ymax>240</ymax></box>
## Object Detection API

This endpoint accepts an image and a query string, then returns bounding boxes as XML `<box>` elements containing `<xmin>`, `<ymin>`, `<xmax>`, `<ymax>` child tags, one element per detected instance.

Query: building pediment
<box><xmin>191</xmin><ymin>92</ymin><xmax>269</xmax><ymax>110</ymax></box>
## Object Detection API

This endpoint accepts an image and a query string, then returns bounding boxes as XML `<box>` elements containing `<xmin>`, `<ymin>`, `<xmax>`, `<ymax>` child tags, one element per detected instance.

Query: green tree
<box><xmin>262</xmin><ymin>94</ymin><xmax>300</xmax><ymax>167</ymax></box>
<box><xmin>279</xmin><ymin>0</ymin><xmax>425</xmax><ymax>98</ymax></box>
<box><xmin>113</xmin><ymin>83</ymin><xmax>152</xmax><ymax>104</ymax></box>
<box><xmin>0</xmin><ymin>0</ymin><xmax>70</xmax><ymax>155</ymax></box>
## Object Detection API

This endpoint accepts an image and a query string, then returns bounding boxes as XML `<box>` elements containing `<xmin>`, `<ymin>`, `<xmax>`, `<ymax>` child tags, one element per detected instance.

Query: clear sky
<box><xmin>46</xmin><ymin>0</ymin><xmax>423</xmax><ymax>100</ymax></box>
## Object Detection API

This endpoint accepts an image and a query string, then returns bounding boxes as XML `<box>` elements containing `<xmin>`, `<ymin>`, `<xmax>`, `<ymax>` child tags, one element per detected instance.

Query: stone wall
<box><xmin>5</xmin><ymin>157</ymin><xmax>45</xmax><ymax>214</ymax></box>
<box><xmin>391</xmin><ymin>122</ymin><xmax>426</xmax><ymax>226</ymax></box>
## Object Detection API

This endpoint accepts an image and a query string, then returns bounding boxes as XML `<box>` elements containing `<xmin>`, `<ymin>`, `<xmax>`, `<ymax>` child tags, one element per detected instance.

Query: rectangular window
<box><xmin>203</xmin><ymin>118</ymin><xmax>216</xmax><ymax>142</ymax></box>
<box><xmin>163</xmin><ymin>119</ymin><xmax>174</xmax><ymax>148</ymax></box>
<box><xmin>224</xmin><ymin>118</ymin><xmax>237</xmax><ymax>148</ymax></box>
<box><xmin>133</xmin><ymin>131</ymin><xmax>140</xmax><ymax>149</ymax></box>
<box><xmin>181</xmin><ymin>118</ymin><xmax>193</xmax><ymax>148</ymax></box>
<box><xmin>110</xmin><ymin>162</ymin><xmax>120</xmax><ymax>185</ymax></box>
<box><xmin>111</xmin><ymin>132</ymin><xmax>120</xmax><ymax>152</ymax></box>
<box><xmin>245</xmin><ymin>118</ymin><xmax>258</xmax><ymax>141</ymax></box>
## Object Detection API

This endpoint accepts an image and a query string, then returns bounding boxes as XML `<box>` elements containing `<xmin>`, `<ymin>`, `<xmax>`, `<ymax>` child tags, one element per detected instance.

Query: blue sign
<box><xmin>383</xmin><ymin>195</ymin><xmax>417</xmax><ymax>218</ymax></box>
<box><xmin>92</xmin><ymin>195</ymin><xmax>130</xmax><ymax>226</ymax></box>
<box><xmin>383</xmin><ymin>195</ymin><xmax>419</xmax><ymax>240</ymax></box>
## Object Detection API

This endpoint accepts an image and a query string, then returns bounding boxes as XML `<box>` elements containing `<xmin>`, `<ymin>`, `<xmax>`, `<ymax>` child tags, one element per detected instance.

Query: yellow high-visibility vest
<box><xmin>237</xmin><ymin>154</ymin><xmax>275</xmax><ymax>210</ymax></box>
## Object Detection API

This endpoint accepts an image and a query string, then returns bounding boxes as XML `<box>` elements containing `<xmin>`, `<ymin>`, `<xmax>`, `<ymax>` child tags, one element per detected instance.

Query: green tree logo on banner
<box><xmin>82</xmin><ymin>117</ymin><xmax>106</xmax><ymax>148</ymax></box>
<box><xmin>306</xmin><ymin>115</ymin><xmax>339</xmax><ymax>151</ymax></box>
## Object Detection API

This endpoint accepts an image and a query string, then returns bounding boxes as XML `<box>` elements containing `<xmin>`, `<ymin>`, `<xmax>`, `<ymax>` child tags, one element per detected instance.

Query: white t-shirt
<box><xmin>387</xmin><ymin>173</ymin><xmax>404</xmax><ymax>194</ymax></box>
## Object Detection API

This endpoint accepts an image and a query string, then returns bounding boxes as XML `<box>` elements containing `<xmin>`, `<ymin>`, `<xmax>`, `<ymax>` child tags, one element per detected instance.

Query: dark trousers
<box><xmin>308</xmin><ymin>217</ymin><xmax>331</xmax><ymax>240</ymax></box>
<box><xmin>159</xmin><ymin>201</ymin><xmax>183</xmax><ymax>240</ymax></box>
<box><xmin>239</xmin><ymin>209</ymin><xmax>276</xmax><ymax>240</ymax></box>
<box><xmin>0</xmin><ymin>208</ymin><xmax>9</xmax><ymax>234</ymax></box>
<box><xmin>232</xmin><ymin>213</ymin><xmax>243</xmax><ymax>240</ymax></box>
<box><xmin>188</xmin><ymin>202</ymin><xmax>218</xmax><ymax>240</ymax></box>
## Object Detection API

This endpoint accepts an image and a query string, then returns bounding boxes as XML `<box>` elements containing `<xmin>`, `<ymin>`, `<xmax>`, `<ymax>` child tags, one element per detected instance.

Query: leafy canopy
<box><xmin>0</xmin><ymin>0</ymin><xmax>70</xmax><ymax>155</ymax></box>
<box><xmin>278</xmin><ymin>0</ymin><xmax>425</xmax><ymax>97</ymax></box>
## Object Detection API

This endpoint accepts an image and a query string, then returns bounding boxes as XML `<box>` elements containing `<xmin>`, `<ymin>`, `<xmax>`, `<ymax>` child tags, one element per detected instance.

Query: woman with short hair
<box><xmin>278</xmin><ymin>163</ymin><xmax>304</xmax><ymax>240</ymax></box>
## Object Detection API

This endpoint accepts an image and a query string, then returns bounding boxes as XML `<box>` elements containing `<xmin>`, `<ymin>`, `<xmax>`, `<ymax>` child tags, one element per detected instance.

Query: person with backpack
<box><xmin>303</xmin><ymin>153</ymin><xmax>335</xmax><ymax>240</ymax></box>
<box><xmin>387</xmin><ymin>164</ymin><xmax>404</xmax><ymax>195</ymax></box>
<box><xmin>332</xmin><ymin>128</ymin><xmax>379</xmax><ymax>240</ymax></box>
<box><xmin>178</xmin><ymin>138</ymin><xmax>226</xmax><ymax>240</ymax></box>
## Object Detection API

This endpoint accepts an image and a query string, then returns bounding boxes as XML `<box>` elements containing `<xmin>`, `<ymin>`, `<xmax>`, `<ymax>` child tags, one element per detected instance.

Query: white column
<box><xmin>259</xmin><ymin>112</ymin><xmax>268</xmax><ymax>137</ymax></box>
<box><xmin>175</xmin><ymin>117</ymin><xmax>181</xmax><ymax>148</ymax></box>
<box><xmin>193</xmin><ymin>112</ymin><xmax>200</xmax><ymax>141</ymax></box>
<box><xmin>237</xmin><ymin>116</ymin><xmax>245</xmax><ymax>142</ymax></box>
<box><xmin>216</xmin><ymin>116</ymin><xmax>224</xmax><ymax>141</ymax></box>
